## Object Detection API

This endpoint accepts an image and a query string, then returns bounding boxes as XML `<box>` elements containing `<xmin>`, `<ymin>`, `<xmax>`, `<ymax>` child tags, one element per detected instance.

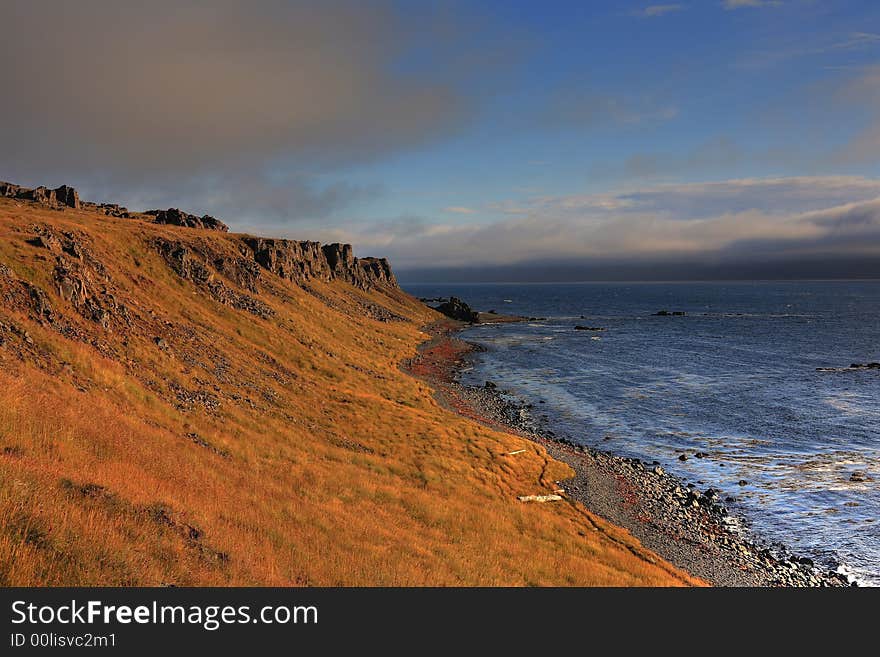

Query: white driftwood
<box><xmin>517</xmin><ymin>494</ymin><xmax>563</xmax><ymax>503</ymax></box>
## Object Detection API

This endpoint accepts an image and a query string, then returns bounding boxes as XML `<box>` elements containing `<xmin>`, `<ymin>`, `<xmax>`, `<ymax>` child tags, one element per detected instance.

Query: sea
<box><xmin>405</xmin><ymin>281</ymin><xmax>880</xmax><ymax>585</ymax></box>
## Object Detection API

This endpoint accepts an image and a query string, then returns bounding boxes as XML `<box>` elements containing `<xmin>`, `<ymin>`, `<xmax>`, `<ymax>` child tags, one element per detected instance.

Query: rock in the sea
<box><xmin>574</xmin><ymin>325</ymin><xmax>605</xmax><ymax>331</ymax></box>
<box><xmin>654</xmin><ymin>310</ymin><xmax>686</xmax><ymax>316</ymax></box>
<box><xmin>433</xmin><ymin>297</ymin><xmax>478</xmax><ymax>323</ymax></box>
<box><xmin>849</xmin><ymin>471</ymin><xmax>868</xmax><ymax>482</ymax></box>
<box><xmin>678</xmin><ymin>453</ymin><xmax>689</xmax><ymax>461</ymax></box>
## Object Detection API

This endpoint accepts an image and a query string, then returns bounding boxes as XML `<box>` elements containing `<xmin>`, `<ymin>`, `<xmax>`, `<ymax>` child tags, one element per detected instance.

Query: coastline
<box><xmin>405</xmin><ymin>317</ymin><xmax>853</xmax><ymax>587</ymax></box>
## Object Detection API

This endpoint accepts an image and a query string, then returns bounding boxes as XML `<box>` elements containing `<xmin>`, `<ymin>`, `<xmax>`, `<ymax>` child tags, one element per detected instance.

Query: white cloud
<box><xmin>633</xmin><ymin>4</ymin><xmax>686</xmax><ymax>18</ymax></box>
<box><xmin>444</xmin><ymin>206</ymin><xmax>477</xmax><ymax>214</ymax></box>
<box><xmin>723</xmin><ymin>0</ymin><xmax>781</xmax><ymax>8</ymax></box>
<box><xmin>323</xmin><ymin>176</ymin><xmax>880</xmax><ymax>268</ymax></box>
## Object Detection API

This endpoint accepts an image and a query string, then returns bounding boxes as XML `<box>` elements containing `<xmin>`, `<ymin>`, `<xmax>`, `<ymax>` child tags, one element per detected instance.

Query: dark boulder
<box><xmin>97</xmin><ymin>203</ymin><xmax>131</xmax><ymax>218</ymax></box>
<box><xmin>54</xmin><ymin>185</ymin><xmax>80</xmax><ymax>209</ymax></box>
<box><xmin>321</xmin><ymin>243</ymin><xmax>355</xmax><ymax>273</ymax></box>
<box><xmin>0</xmin><ymin>180</ymin><xmax>80</xmax><ymax>209</ymax></box>
<box><xmin>147</xmin><ymin>208</ymin><xmax>229</xmax><ymax>232</ymax></box>
<box><xmin>0</xmin><ymin>181</ymin><xmax>22</xmax><ymax>197</ymax></box>
<box><xmin>433</xmin><ymin>297</ymin><xmax>478</xmax><ymax>323</ymax></box>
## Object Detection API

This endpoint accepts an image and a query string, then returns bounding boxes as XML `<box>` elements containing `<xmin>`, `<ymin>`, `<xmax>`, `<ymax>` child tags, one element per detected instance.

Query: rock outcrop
<box><xmin>0</xmin><ymin>179</ymin><xmax>398</xmax><ymax>290</ymax></box>
<box><xmin>240</xmin><ymin>238</ymin><xmax>397</xmax><ymax>290</ymax></box>
<box><xmin>145</xmin><ymin>208</ymin><xmax>229</xmax><ymax>232</ymax></box>
<box><xmin>154</xmin><ymin>238</ymin><xmax>273</xmax><ymax>318</ymax></box>
<box><xmin>356</xmin><ymin>257</ymin><xmax>397</xmax><ymax>289</ymax></box>
<box><xmin>1</xmin><ymin>181</ymin><xmax>80</xmax><ymax>209</ymax></box>
<box><xmin>433</xmin><ymin>297</ymin><xmax>478</xmax><ymax>323</ymax></box>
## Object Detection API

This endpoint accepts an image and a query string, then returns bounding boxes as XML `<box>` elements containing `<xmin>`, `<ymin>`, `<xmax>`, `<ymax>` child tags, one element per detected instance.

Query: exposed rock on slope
<box><xmin>1</xmin><ymin>181</ymin><xmax>80</xmax><ymax>209</ymax></box>
<box><xmin>0</xmin><ymin>179</ymin><xmax>398</xmax><ymax>291</ymax></box>
<box><xmin>146</xmin><ymin>208</ymin><xmax>229</xmax><ymax>232</ymax></box>
<box><xmin>242</xmin><ymin>238</ymin><xmax>397</xmax><ymax>291</ymax></box>
<box><xmin>154</xmin><ymin>238</ymin><xmax>274</xmax><ymax>318</ymax></box>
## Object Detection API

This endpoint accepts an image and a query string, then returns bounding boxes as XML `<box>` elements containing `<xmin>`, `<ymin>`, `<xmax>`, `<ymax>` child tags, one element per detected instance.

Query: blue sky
<box><xmin>4</xmin><ymin>1</ymin><xmax>880</xmax><ymax>278</ymax></box>
<box><xmin>333</xmin><ymin>1</ymin><xmax>880</xmax><ymax>220</ymax></box>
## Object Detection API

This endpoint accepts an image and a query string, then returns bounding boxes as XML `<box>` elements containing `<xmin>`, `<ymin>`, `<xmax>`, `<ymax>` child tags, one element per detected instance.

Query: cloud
<box><xmin>738</xmin><ymin>32</ymin><xmax>880</xmax><ymax>69</ymax></box>
<box><xmin>822</xmin><ymin>65</ymin><xmax>880</xmax><ymax>165</ymax></box>
<box><xmin>444</xmin><ymin>206</ymin><xmax>477</xmax><ymax>214</ymax></box>
<box><xmin>618</xmin><ymin>137</ymin><xmax>743</xmax><ymax>179</ymax></box>
<box><xmin>328</xmin><ymin>176</ymin><xmax>880</xmax><ymax>270</ymax></box>
<box><xmin>542</xmin><ymin>92</ymin><xmax>678</xmax><ymax>130</ymax></box>
<box><xmin>632</xmin><ymin>4</ymin><xmax>685</xmax><ymax>18</ymax></box>
<box><xmin>120</xmin><ymin>173</ymin><xmax>385</xmax><ymax>226</ymax></box>
<box><xmin>0</xmin><ymin>1</ymin><xmax>494</xmax><ymax>221</ymax></box>
<box><xmin>723</xmin><ymin>0</ymin><xmax>781</xmax><ymax>8</ymax></box>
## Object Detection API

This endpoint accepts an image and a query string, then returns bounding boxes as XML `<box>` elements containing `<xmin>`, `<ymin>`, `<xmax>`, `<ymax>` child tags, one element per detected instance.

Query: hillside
<box><xmin>0</xmin><ymin>187</ymin><xmax>698</xmax><ymax>586</ymax></box>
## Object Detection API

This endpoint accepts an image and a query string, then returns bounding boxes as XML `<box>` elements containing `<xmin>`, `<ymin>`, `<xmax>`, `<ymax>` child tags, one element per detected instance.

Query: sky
<box><xmin>3</xmin><ymin>0</ymin><xmax>880</xmax><ymax>281</ymax></box>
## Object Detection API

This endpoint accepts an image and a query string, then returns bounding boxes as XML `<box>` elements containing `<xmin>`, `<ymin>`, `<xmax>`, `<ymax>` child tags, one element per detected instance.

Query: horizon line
<box><xmin>400</xmin><ymin>277</ymin><xmax>880</xmax><ymax>286</ymax></box>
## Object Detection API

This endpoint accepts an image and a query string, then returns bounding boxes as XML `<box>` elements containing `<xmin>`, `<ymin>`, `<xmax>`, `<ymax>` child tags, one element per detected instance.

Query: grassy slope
<box><xmin>0</xmin><ymin>198</ymin><xmax>701</xmax><ymax>586</ymax></box>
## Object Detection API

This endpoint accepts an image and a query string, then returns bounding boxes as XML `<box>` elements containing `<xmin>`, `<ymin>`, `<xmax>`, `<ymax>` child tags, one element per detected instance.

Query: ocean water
<box><xmin>406</xmin><ymin>281</ymin><xmax>880</xmax><ymax>585</ymax></box>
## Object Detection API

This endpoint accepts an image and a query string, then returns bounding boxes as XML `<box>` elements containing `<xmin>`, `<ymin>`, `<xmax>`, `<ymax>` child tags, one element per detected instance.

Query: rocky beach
<box><xmin>406</xmin><ymin>316</ymin><xmax>855</xmax><ymax>587</ymax></box>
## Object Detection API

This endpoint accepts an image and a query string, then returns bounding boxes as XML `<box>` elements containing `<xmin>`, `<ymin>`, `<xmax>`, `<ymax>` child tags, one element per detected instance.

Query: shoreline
<box><xmin>405</xmin><ymin>318</ymin><xmax>853</xmax><ymax>587</ymax></box>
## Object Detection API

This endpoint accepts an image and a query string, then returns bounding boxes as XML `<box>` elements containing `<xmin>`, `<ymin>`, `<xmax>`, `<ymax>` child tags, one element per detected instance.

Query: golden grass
<box><xmin>0</xmin><ymin>198</ymin><xmax>702</xmax><ymax>586</ymax></box>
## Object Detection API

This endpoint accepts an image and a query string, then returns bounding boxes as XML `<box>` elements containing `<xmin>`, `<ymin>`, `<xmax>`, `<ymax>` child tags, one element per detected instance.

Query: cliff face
<box><xmin>0</xmin><ymin>180</ymin><xmax>398</xmax><ymax>291</ymax></box>
<box><xmin>242</xmin><ymin>238</ymin><xmax>398</xmax><ymax>290</ymax></box>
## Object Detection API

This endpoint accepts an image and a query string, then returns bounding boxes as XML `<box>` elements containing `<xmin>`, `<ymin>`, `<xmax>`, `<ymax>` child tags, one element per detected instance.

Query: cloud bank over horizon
<box><xmin>319</xmin><ymin>176</ymin><xmax>880</xmax><ymax>278</ymax></box>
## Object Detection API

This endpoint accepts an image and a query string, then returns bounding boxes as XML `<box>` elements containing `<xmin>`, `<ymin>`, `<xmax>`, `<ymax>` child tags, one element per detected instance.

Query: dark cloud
<box><xmin>0</xmin><ymin>0</ymin><xmax>487</xmax><ymax>221</ymax></box>
<box><xmin>94</xmin><ymin>172</ymin><xmax>385</xmax><ymax>227</ymax></box>
<box><xmin>397</xmin><ymin>255</ymin><xmax>880</xmax><ymax>284</ymax></box>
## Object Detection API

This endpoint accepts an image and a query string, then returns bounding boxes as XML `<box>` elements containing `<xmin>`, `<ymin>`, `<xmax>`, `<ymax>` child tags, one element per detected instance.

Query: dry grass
<box><xmin>0</xmin><ymin>198</ymin><xmax>702</xmax><ymax>586</ymax></box>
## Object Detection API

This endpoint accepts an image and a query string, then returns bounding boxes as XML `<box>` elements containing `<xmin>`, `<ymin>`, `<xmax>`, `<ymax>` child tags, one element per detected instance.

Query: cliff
<box><xmin>0</xmin><ymin>180</ymin><xmax>397</xmax><ymax>291</ymax></box>
<box><xmin>0</xmin><ymin>185</ymin><xmax>693</xmax><ymax>587</ymax></box>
